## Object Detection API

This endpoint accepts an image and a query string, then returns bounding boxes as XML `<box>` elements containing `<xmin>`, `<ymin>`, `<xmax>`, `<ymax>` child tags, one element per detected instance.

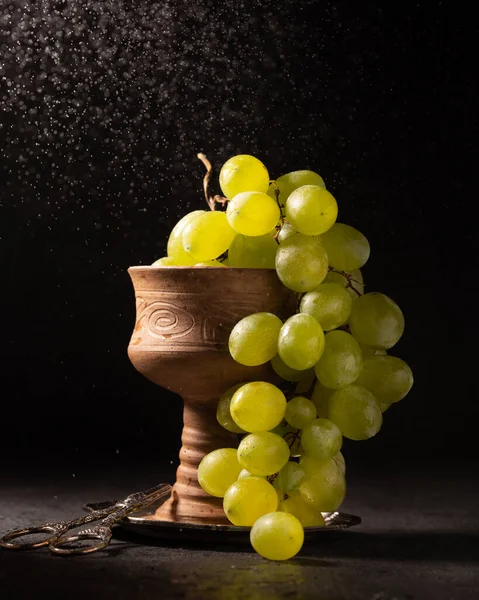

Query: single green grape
<box><xmin>310</xmin><ymin>381</ymin><xmax>334</xmax><ymax>419</ymax></box>
<box><xmin>275</xmin><ymin>234</ymin><xmax>329</xmax><ymax>292</ymax></box>
<box><xmin>230</xmin><ymin>381</ymin><xmax>286</xmax><ymax>432</ymax></box>
<box><xmin>151</xmin><ymin>256</ymin><xmax>180</xmax><ymax>266</ymax></box>
<box><xmin>250</xmin><ymin>512</ymin><xmax>304</xmax><ymax>561</ymax></box>
<box><xmin>267</xmin><ymin>170</ymin><xmax>326</xmax><ymax>202</ymax></box>
<box><xmin>328</xmin><ymin>384</ymin><xmax>383</xmax><ymax>440</ymax></box>
<box><xmin>299</xmin><ymin>456</ymin><xmax>346</xmax><ymax>512</ymax></box>
<box><xmin>349</xmin><ymin>292</ymin><xmax>405</xmax><ymax>350</ymax></box>
<box><xmin>285</xmin><ymin>185</ymin><xmax>338</xmax><ymax>236</ymax></box>
<box><xmin>320</xmin><ymin>223</ymin><xmax>370</xmax><ymax>271</ymax></box>
<box><xmin>355</xmin><ymin>355</ymin><xmax>414</xmax><ymax>404</ymax></box>
<box><xmin>227</xmin><ymin>191</ymin><xmax>280</xmax><ymax>236</ymax></box>
<box><xmin>182</xmin><ymin>211</ymin><xmax>236</xmax><ymax>261</ymax></box>
<box><xmin>166</xmin><ymin>210</ymin><xmax>205</xmax><ymax>265</ymax></box>
<box><xmin>314</xmin><ymin>330</ymin><xmax>363</xmax><ymax>389</ymax></box>
<box><xmin>332</xmin><ymin>450</ymin><xmax>346</xmax><ymax>475</ymax></box>
<box><xmin>237</xmin><ymin>431</ymin><xmax>290</xmax><ymax>476</ymax></box>
<box><xmin>300</xmin><ymin>283</ymin><xmax>353</xmax><ymax>331</ymax></box>
<box><xmin>194</xmin><ymin>260</ymin><xmax>227</xmax><ymax>267</ymax></box>
<box><xmin>278</xmin><ymin>314</ymin><xmax>325</xmax><ymax>370</ymax></box>
<box><xmin>229</xmin><ymin>312</ymin><xmax>283</xmax><ymax>366</ymax></box>
<box><xmin>270</xmin><ymin>354</ymin><xmax>315</xmax><ymax>383</ymax></box>
<box><xmin>284</xmin><ymin>396</ymin><xmax>317</xmax><ymax>429</ymax></box>
<box><xmin>228</xmin><ymin>233</ymin><xmax>278</xmax><ymax>268</ymax></box>
<box><xmin>219</xmin><ymin>154</ymin><xmax>270</xmax><ymax>199</ymax></box>
<box><xmin>279</xmin><ymin>492</ymin><xmax>325</xmax><ymax>527</ymax></box>
<box><xmin>323</xmin><ymin>267</ymin><xmax>365</xmax><ymax>299</ymax></box>
<box><xmin>300</xmin><ymin>418</ymin><xmax>343</xmax><ymax>462</ymax></box>
<box><xmin>216</xmin><ymin>383</ymin><xmax>247</xmax><ymax>434</ymax></box>
<box><xmin>277</xmin><ymin>222</ymin><xmax>297</xmax><ymax>243</ymax></box>
<box><xmin>273</xmin><ymin>461</ymin><xmax>305</xmax><ymax>496</ymax></box>
<box><xmin>223</xmin><ymin>476</ymin><xmax>278</xmax><ymax>526</ymax></box>
<box><xmin>197</xmin><ymin>448</ymin><xmax>242</xmax><ymax>498</ymax></box>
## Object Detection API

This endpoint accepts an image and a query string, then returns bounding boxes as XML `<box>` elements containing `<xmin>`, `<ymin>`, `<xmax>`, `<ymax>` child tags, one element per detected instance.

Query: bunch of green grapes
<box><xmin>155</xmin><ymin>153</ymin><xmax>413</xmax><ymax>561</ymax></box>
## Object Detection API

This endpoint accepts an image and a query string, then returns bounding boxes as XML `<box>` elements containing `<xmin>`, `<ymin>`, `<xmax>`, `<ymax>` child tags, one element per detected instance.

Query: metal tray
<box><xmin>85</xmin><ymin>491</ymin><xmax>361</xmax><ymax>544</ymax></box>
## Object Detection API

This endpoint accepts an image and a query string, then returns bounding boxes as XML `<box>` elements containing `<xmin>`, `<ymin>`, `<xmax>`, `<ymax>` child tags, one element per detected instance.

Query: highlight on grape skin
<box><xmin>152</xmin><ymin>152</ymin><xmax>413</xmax><ymax>561</ymax></box>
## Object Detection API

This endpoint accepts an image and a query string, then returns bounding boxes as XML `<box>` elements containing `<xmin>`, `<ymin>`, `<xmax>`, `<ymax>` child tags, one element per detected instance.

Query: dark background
<box><xmin>0</xmin><ymin>1</ymin><xmax>477</xmax><ymax>479</ymax></box>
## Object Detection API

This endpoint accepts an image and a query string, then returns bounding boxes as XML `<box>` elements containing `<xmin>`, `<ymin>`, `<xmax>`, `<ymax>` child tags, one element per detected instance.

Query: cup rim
<box><xmin>128</xmin><ymin>265</ymin><xmax>276</xmax><ymax>272</ymax></box>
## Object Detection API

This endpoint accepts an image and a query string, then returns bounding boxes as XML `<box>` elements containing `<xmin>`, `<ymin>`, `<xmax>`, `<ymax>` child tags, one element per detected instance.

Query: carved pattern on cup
<box><xmin>130</xmin><ymin>293</ymin><xmax>262</xmax><ymax>349</ymax></box>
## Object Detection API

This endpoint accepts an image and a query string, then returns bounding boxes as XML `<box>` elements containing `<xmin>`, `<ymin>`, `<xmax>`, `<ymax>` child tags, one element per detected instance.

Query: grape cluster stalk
<box><xmin>154</xmin><ymin>153</ymin><xmax>414</xmax><ymax>561</ymax></box>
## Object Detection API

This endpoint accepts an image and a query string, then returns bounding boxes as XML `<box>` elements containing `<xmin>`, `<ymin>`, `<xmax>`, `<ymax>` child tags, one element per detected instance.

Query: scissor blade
<box><xmin>142</xmin><ymin>482</ymin><xmax>172</xmax><ymax>503</ymax></box>
<box><xmin>123</xmin><ymin>482</ymin><xmax>172</xmax><ymax>508</ymax></box>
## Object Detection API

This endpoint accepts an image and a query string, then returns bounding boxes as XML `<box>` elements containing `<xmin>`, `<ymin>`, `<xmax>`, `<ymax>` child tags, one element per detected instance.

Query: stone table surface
<box><xmin>1</xmin><ymin>460</ymin><xmax>478</xmax><ymax>600</ymax></box>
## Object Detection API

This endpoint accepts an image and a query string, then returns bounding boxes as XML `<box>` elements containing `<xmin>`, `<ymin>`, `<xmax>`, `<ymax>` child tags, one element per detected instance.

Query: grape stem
<box><xmin>197</xmin><ymin>152</ymin><xmax>229</xmax><ymax>211</ymax></box>
<box><xmin>283</xmin><ymin>428</ymin><xmax>301</xmax><ymax>451</ymax></box>
<box><xmin>328</xmin><ymin>267</ymin><xmax>363</xmax><ymax>297</ymax></box>
<box><xmin>270</xmin><ymin>179</ymin><xmax>285</xmax><ymax>244</ymax></box>
<box><xmin>267</xmin><ymin>473</ymin><xmax>279</xmax><ymax>485</ymax></box>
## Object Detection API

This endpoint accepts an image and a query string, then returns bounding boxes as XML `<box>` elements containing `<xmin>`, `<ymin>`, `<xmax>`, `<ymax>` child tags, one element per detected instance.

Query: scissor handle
<box><xmin>0</xmin><ymin>524</ymin><xmax>67</xmax><ymax>550</ymax></box>
<box><xmin>50</xmin><ymin>525</ymin><xmax>112</xmax><ymax>556</ymax></box>
<box><xmin>0</xmin><ymin>482</ymin><xmax>172</xmax><ymax>556</ymax></box>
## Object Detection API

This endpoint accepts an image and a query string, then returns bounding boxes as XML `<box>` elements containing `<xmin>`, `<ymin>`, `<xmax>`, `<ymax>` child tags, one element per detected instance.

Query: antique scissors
<box><xmin>0</xmin><ymin>482</ymin><xmax>171</xmax><ymax>556</ymax></box>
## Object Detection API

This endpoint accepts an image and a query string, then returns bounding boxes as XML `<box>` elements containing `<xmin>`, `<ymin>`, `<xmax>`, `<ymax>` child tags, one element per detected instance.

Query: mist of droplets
<box><xmin>0</xmin><ymin>1</ymin><xmax>395</xmax><ymax>258</ymax></box>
